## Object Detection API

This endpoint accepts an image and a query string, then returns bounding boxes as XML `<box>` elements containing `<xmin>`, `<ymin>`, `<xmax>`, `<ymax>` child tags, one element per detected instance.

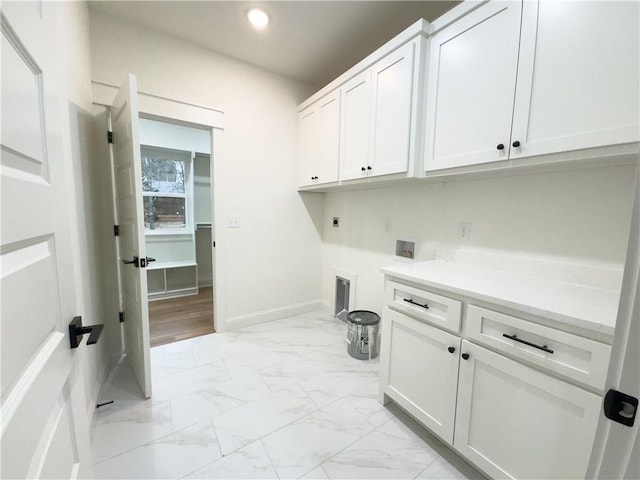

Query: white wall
<box><xmin>88</xmin><ymin>11</ymin><xmax>323</xmax><ymax>329</ymax></box>
<box><xmin>56</xmin><ymin>1</ymin><xmax>109</xmax><ymax>420</ymax></box>
<box><xmin>321</xmin><ymin>164</ymin><xmax>638</xmax><ymax>315</ymax></box>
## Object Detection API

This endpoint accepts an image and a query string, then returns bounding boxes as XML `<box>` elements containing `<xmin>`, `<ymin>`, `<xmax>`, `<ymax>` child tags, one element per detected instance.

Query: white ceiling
<box><xmin>88</xmin><ymin>1</ymin><xmax>459</xmax><ymax>88</ymax></box>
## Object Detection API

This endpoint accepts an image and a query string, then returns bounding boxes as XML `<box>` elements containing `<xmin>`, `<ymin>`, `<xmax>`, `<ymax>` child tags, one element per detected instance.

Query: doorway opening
<box><xmin>138</xmin><ymin>117</ymin><xmax>215</xmax><ymax>347</ymax></box>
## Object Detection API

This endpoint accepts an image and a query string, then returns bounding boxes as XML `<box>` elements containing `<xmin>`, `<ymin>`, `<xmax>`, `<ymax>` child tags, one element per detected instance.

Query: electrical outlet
<box><xmin>332</xmin><ymin>217</ymin><xmax>339</xmax><ymax>227</ymax></box>
<box><xmin>458</xmin><ymin>222</ymin><xmax>471</xmax><ymax>240</ymax></box>
<box><xmin>227</xmin><ymin>216</ymin><xmax>240</xmax><ymax>228</ymax></box>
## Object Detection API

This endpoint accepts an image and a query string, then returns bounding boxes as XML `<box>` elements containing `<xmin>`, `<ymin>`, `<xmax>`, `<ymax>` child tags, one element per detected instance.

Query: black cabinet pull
<box><xmin>448</xmin><ymin>346</ymin><xmax>456</xmax><ymax>354</ymax></box>
<box><xmin>503</xmin><ymin>333</ymin><xmax>554</xmax><ymax>354</ymax></box>
<box><xmin>512</xmin><ymin>140</ymin><xmax>521</xmax><ymax>148</ymax></box>
<box><xmin>361</xmin><ymin>167</ymin><xmax>366</xmax><ymax>172</ymax></box>
<box><xmin>496</xmin><ymin>143</ymin><xmax>505</xmax><ymax>150</ymax></box>
<box><xmin>461</xmin><ymin>353</ymin><xmax>470</xmax><ymax>360</ymax></box>
<box><xmin>403</xmin><ymin>298</ymin><xmax>429</xmax><ymax>309</ymax></box>
<box><xmin>367</xmin><ymin>166</ymin><xmax>372</xmax><ymax>170</ymax></box>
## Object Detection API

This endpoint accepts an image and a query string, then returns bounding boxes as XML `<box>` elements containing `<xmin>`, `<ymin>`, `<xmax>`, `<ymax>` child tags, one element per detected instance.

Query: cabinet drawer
<box><xmin>465</xmin><ymin>305</ymin><xmax>611</xmax><ymax>391</ymax></box>
<box><xmin>385</xmin><ymin>280</ymin><xmax>462</xmax><ymax>333</ymax></box>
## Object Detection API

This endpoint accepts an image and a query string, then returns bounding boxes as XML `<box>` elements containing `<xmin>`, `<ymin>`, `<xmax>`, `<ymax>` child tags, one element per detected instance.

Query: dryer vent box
<box><xmin>395</xmin><ymin>240</ymin><xmax>415</xmax><ymax>259</ymax></box>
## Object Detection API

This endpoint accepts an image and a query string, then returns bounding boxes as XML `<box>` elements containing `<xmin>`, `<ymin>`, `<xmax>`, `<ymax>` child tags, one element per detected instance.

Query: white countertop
<box><xmin>381</xmin><ymin>260</ymin><xmax>621</xmax><ymax>338</ymax></box>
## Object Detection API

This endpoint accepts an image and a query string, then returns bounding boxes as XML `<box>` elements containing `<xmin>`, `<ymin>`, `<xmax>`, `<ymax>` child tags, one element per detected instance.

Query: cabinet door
<box><xmin>298</xmin><ymin>105</ymin><xmax>317</xmax><ymax>186</ymax></box>
<box><xmin>314</xmin><ymin>91</ymin><xmax>340</xmax><ymax>184</ymax></box>
<box><xmin>424</xmin><ymin>1</ymin><xmax>522</xmax><ymax>171</ymax></box>
<box><xmin>510</xmin><ymin>1</ymin><xmax>640</xmax><ymax>160</ymax></box>
<box><xmin>370</xmin><ymin>41</ymin><xmax>415</xmax><ymax>177</ymax></box>
<box><xmin>298</xmin><ymin>92</ymin><xmax>340</xmax><ymax>187</ymax></box>
<box><xmin>454</xmin><ymin>340</ymin><xmax>601</xmax><ymax>479</ymax></box>
<box><xmin>380</xmin><ymin>308</ymin><xmax>461</xmax><ymax>444</ymax></box>
<box><xmin>340</xmin><ymin>71</ymin><xmax>371</xmax><ymax>181</ymax></box>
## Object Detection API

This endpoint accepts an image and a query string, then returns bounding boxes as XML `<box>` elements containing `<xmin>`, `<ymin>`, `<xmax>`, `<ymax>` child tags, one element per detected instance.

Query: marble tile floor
<box><xmin>91</xmin><ymin>311</ymin><xmax>484</xmax><ymax>480</ymax></box>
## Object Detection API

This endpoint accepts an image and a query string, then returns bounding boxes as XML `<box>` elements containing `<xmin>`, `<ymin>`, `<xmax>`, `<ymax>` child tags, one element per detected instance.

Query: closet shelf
<box><xmin>196</xmin><ymin>222</ymin><xmax>212</xmax><ymax>229</ymax></box>
<box><xmin>147</xmin><ymin>260</ymin><xmax>197</xmax><ymax>271</ymax></box>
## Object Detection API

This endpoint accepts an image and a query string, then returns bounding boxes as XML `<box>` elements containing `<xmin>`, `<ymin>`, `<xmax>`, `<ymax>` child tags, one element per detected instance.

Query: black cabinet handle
<box><xmin>367</xmin><ymin>166</ymin><xmax>372</xmax><ymax>170</ymax></box>
<box><xmin>403</xmin><ymin>298</ymin><xmax>429</xmax><ymax>310</ymax></box>
<box><xmin>503</xmin><ymin>333</ymin><xmax>554</xmax><ymax>354</ymax></box>
<box><xmin>461</xmin><ymin>353</ymin><xmax>470</xmax><ymax>360</ymax></box>
<box><xmin>497</xmin><ymin>143</ymin><xmax>505</xmax><ymax>150</ymax></box>
<box><xmin>448</xmin><ymin>346</ymin><xmax>456</xmax><ymax>354</ymax></box>
<box><xmin>361</xmin><ymin>167</ymin><xmax>366</xmax><ymax>172</ymax></box>
<box><xmin>512</xmin><ymin>140</ymin><xmax>521</xmax><ymax>148</ymax></box>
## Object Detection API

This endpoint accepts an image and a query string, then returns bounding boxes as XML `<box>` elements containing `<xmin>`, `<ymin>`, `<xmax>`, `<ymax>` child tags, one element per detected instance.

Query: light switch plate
<box><xmin>227</xmin><ymin>216</ymin><xmax>240</xmax><ymax>228</ymax></box>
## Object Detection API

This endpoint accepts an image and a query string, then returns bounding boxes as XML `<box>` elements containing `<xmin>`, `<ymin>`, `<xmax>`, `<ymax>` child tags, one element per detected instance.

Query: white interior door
<box><xmin>112</xmin><ymin>74</ymin><xmax>152</xmax><ymax>398</ymax></box>
<box><xmin>1</xmin><ymin>2</ymin><xmax>92</xmax><ymax>478</ymax></box>
<box><xmin>587</xmin><ymin>162</ymin><xmax>640</xmax><ymax>479</ymax></box>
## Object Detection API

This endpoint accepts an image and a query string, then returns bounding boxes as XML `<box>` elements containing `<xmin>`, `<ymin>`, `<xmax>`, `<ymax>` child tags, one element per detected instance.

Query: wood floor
<box><xmin>149</xmin><ymin>287</ymin><xmax>214</xmax><ymax>347</ymax></box>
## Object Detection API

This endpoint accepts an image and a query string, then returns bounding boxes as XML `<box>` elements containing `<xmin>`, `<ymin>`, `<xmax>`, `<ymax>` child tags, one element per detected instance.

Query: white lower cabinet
<box><xmin>380</xmin><ymin>277</ymin><xmax>608</xmax><ymax>479</ymax></box>
<box><xmin>381</xmin><ymin>307</ymin><xmax>461</xmax><ymax>443</ymax></box>
<box><xmin>454</xmin><ymin>340</ymin><xmax>602</xmax><ymax>479</ymax></box>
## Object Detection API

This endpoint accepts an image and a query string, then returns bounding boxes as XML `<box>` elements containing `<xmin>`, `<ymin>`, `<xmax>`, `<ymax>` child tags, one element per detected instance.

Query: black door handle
<box><xmin>146</xmin><ymin>257</ymin><xmax>156</xmax><ymax>263</ymax></box>
<box><xmin>69</xmin><ymin>316</ymin><xmax>104</xmax><ymax>348</ymax></box>
<box><xmin>122</xmin><ymin>256</ymin><xmax>139</xmax><ymax>267</ymax></box>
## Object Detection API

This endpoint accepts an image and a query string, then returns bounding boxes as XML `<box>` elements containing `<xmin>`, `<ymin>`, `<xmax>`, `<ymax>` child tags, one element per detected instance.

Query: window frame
<box><xmin>140</xmin><ymin>145</ymin><xmax>194</xmax><ymax>235</ymax></box>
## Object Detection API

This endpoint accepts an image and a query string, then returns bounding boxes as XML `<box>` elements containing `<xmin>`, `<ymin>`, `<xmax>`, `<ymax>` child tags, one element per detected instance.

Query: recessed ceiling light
<box><xmin>247</xmin><ymin>8</ymin><xmax>269</xmax><ymax>29</ymax></box>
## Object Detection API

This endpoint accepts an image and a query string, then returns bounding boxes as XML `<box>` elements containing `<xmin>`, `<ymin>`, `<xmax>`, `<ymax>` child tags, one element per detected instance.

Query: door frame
<box><xmin>93</xmin><ymin>81</ymin><xmax>227</xmax><ymax>340</ymax></box>
<box><xmin>587</xmin><ymin>157</ymin><xmax>640</xmax><ymax>478</ymax></box>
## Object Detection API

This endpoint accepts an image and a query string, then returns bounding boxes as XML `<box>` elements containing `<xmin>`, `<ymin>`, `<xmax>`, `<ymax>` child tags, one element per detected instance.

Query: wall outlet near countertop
<box><xmin>458</xmin><ymin>222</ymin><xmax>471</xmax><ymax>240</ymax></box>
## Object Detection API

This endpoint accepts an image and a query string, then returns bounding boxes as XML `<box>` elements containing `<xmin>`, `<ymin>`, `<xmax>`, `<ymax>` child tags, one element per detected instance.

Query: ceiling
<box><xmin>88</xmin><ymin>1</ymin><xmax>459</xmax><ymax>88</ymax></box>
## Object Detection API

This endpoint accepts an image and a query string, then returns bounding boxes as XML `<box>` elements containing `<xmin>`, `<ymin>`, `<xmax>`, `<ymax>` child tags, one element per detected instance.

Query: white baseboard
<box><xmin>319</xmin><ymin>300</ymin><xmax>332</xmax><ymax>315</ymax></box>
<box><xmin>222</xmin><ymin>300</ymin><xmax>323</xmax><ymax>331</ymax></box>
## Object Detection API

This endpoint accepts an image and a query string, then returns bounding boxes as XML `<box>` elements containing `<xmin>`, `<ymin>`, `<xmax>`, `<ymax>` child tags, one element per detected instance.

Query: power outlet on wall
<box><xmin>458</xmin><ymin>222</ymin><xmax>471</xmax><ymax>241</ymax></box>
<box><xmin>332</xmin><ymin>217</ymin><xmax>340</xmax><ymax>227</ymax></box>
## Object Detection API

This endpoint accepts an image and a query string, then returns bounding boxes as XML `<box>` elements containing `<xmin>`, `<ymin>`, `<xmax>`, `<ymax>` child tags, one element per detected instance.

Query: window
<box><xmin>141</xmin><ymin>146</ymin><xmax>192</xmax><ymax>232</ymax></box>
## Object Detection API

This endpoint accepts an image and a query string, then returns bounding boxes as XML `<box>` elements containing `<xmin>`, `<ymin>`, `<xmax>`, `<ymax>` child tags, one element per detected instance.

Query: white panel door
<box><xmin>112</xmin><ymin>74</ymin><xmax>152</xmax><ymax>398</ymax></box>
<box><xmin>340</xmin><ymin>70</ymin><xmax>371</xmax><ymax>181</ymax></box>
<box><xmin>381</xmin><ymin>308</ymin><xmax>460</xmax><ymax>444</ymax></box>
<box><xmin>1</xmin><ymin>2</ymin><xmax>92</xmax><ymax>478</ymax></box>
<box><xmin>454</xmin><ymin>340</ymin><xmax>602</xmax><ymax>479</ymax></box>
<box><xmin>424</xmin><ymin>1</ymin><xmax>522</xmax><ymax>171</ymax></box>
<box><xmin>510</xmin><ymin>1</ymin><xmax>640</xmax><ymax>160</ymax></box>
<box><xmin>370</xmin><ymin>41</ymin><xmax>415</xmax><ymax>177</ymax></box>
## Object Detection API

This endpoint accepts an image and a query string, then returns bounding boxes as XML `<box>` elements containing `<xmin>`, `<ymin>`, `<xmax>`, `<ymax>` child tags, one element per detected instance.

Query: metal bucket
<box><xmin>346</xmin><ymin>310</ymin><xmax>380</xmax><ymax>360</ymax></box>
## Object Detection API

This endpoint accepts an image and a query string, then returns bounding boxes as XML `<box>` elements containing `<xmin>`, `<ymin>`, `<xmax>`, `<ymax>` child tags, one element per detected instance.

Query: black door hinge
<box><xmin>113</xmin><ymin>225</ymin><xmax>120</xmax><ymax>236</ymax></box>
<box><xmin>119</xmin><ymin>311</ymin><xmax>124</xmax><ymax>323</ymax></box>
<box><xmin>107</xmin><ymin>131</ymin><xmax>113</xmax><ymax>144</ymax></box>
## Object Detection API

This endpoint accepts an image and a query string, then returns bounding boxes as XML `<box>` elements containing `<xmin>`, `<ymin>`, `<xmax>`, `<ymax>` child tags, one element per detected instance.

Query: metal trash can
<box><xmin>346</xmin><ymin>310</ymin><xmax>380</xmax><ymax>360</ymax></box>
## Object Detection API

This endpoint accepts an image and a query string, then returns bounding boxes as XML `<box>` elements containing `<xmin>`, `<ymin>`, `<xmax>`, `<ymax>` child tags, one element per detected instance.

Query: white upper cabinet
<box><xmin>298</xmin><ymin>90</ymin><xmax>340</xmax><ymax>186</ymax></box>
<box><xmin>340</xmin><ymin>70</ymin><xmax>372</xmax><ymax>181</ymax></box>
<box><xmin>297</xmin><ymin>20</ymin><xmax>430</xmax><ymax>188</ymax></box>
<box><xmin>425</xmin><ymin>1</ymin><xmax>522</xmax><ymax>170</ymax></box>
<box><xmin>510</xmin><ymin>0</ymin><xmax>640</xmax><ymax>160</ymax></box>
<box><xmin>340</xmin><ymin>41</ymin><xmax>418</xmax><ymax>181</ymax></box>
<box><xmin>369</xmin><ymin>41</ymin><xmax>416</xmax><ymax>177</ymax></box>
<box><xmin>425</xmin><ymin>0</ymin><xmax>640</xmax><ymax>172</ymax></box>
